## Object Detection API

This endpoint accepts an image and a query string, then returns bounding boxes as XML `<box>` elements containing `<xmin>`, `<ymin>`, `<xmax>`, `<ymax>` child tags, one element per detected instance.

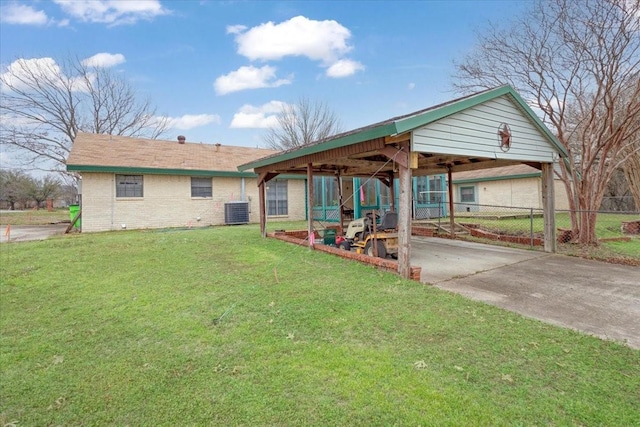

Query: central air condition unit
<box><xmin>224</xmin><ymin>201</ymin><xmax>249</xmax><ymax>225</ymax></box>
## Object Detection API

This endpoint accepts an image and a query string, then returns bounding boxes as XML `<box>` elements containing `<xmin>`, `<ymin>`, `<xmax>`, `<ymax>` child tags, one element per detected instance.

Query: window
<box><xmin>116</xmin><ymin>174</ymin><xmax>143</xmax><ymax>198</ymax></box>
<box><xmin>191</xmin><ymin>177</ymin><xmax>212</xmax><ymax>197</ymax></box>
<box><xmin>313</xmin><ymin>176</ymin><xmax>323</xmax><ymax>207</ymax></box>
<box><xmin>429</xmin><ymin>176</ymin><xmax>443</xmax><ymax>204</ymax></box>
<box><xmin>416</xmin><ymin>176</ymin><xmax>428</xmax><ymax>204</ymax></box>
<box><xmin>325</xmin><ymin>177</ymin><xmax>339</xmax><ymax>206</ymax></box>
<box><xmin>267</xmin><ymin>179</ymin><xmax>288</xmax><ymax>216</ymax></box>
<box><xmin>460</xmin><ymin>186</ymin><xmax>476</xmax><ymax>203</ymax></box>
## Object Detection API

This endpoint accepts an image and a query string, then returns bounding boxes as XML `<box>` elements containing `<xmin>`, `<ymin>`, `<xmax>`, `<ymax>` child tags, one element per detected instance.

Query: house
<box><xmin>66</xmin><ymin>133</ymin><xmax>307</xmax><ymax>232</ymax></box>
<box><xmin>451</xmin><ymin>164</ymin><xmax>570</xmax><ymax>212</ymax></box>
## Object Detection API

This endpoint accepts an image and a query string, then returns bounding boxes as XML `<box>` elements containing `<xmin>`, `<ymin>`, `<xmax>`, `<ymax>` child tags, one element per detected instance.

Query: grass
<box><xmin>455</xmin><ymin>212</ymin><xmax>640</xmax><ymax>261</ymax></box>
<box><xmin>0</xmin><ymin>208</ymin><xmax>70</xmax><ymax>226</ymax></box>
<box><xmin>1</xmin><ymin>225</ymin><xmax>639</xmax><ymax>426</ymax></box>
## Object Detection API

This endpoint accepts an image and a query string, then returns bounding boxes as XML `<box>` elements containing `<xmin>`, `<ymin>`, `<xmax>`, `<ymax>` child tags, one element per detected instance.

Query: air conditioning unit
<box><xmin>224</xmin><ymin>201</ymin><xmax>249</xmax><ymax>225</ymax></box>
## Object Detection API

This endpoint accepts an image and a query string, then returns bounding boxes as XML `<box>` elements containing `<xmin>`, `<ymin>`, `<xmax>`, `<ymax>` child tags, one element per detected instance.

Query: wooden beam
<box><xmin>380</xmin><ymin>146</ymin><xmax>408</xmax><ymax>169</ymax></box>
<box><xmin>257</xmin><ymin>171</ymin><xmax>279</xmax><ymax>186</ymax></box>
<box><xmin>384</xmin><ymin>133</ymin><xmax>411</xmax><ymax>144</ymax></box>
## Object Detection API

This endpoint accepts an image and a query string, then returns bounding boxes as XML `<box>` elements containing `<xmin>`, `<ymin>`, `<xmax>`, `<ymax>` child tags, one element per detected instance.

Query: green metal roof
<box><xmin>237</xmin><ymin>85</ymin><xmax>568</xmax><ymax>172</ymax></box>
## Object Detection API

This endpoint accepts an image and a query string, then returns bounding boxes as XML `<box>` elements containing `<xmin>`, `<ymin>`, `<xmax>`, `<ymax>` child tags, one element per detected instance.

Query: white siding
<box><xmin>412</xmin><ymin>95</ymin><xmax>558</xmax><ymax>162</ymax></box>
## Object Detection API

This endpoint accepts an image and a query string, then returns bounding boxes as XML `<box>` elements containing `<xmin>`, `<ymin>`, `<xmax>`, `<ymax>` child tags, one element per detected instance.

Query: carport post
<box><xmin>307</xmin><ymin>164</ymin><xmax>315</xmax><ymax>249</ymax></box>
<box><xmin>397</xmin><ymin>142</ymin><xmax>412</xmax><ymax>279</ymax></box>
<box><xmin>259</xmin><ymin>181</ymin><xmax>266</xmax><ymax>238</ymax></box>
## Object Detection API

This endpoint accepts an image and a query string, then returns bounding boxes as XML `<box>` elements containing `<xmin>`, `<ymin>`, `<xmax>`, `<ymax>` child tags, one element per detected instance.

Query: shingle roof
<box><xmin>67</xmin><ymin>133</ymin><xmax>278</xmax><ymax>173</ymax></box>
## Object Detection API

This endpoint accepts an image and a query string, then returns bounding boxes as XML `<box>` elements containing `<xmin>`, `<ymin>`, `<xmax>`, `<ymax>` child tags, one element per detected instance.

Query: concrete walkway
<box><xmin>411</xmin><ymin>237</ymin><xmax>640</xmax><ymax>349</ymax></box>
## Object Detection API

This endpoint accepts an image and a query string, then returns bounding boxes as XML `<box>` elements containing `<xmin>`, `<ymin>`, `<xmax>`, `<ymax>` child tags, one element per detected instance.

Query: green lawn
<box><xmin>456</xmin><ymin>212</ymin><xmax>640</xmax><ymax>261</ymax></box>
<box><xmin>0</xmin><ymin>208</ymin><xmax>70</xmax><ymax>226</ymax></box>
<box><xmin>1</xmin><ymin>226</ymin><xmax>638</xmax><ymax>426</ymax></box>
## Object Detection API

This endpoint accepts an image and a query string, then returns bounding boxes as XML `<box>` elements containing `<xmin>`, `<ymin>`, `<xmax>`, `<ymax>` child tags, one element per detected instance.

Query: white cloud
<box><xmin>165</xmin><ymin>114</ymin><xmax>221</xmax><ymax>130</ymax></box>
<box><xmin>1</xmin><ymin>58</ymin><xmax>60</xmax><ymax>91</ymax></box>
<box><xmin>226</xmin><ymin>24</ymin><xmax>247</xmax><ymax>35</ymax></box>
<box><xmin>214</xmin><ymin>65</ymin><xmax>292</xmax><ymax>95</ymax></box>
<box><xmin>233</xmin><ymin>15</ymin><xmax>352</xmax><ymax>64</ymax></box>
<box><xmin>0</xmin><ymin>3</ymin><xmax>48</xmax><ymax>25</ymax></box>
<box><xmin>408</xmin><ymin>82</ymin><xmax>416</xmax><ymax>91</ymax></box>
<box><xmin>229</xmin><ymin>15</ymin><xmax>364</xmax><ymax>79</ymax></box>
<box><xmin>325</xmin><ymin>59</ymin><xmax>365</xmax><ymax>78</ymax></box>
<box><xmin>81</xmin><ymin>53</ymin><xmax>126</xmax><ymax>68</ymax></box>
<box><xmin>230</xmin><ymin>101</ymin><xmax>287</xmax><ymax>129</ymax></box>
<box><xmin>1</xmin><ymin>57</ymin><xmax>93</xmax><ymax>93</ymax></box>
<box><xmin>53</xmin><ymin>0</ymin><xmax>169</xmax><ymax>25</ymax></box>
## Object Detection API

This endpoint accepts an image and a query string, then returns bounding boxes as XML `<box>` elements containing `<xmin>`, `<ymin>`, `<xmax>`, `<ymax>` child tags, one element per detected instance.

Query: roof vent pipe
<box><xmin>215</xmin><ymin>143</ymin><xmax>221</xmax><ymax>152</ymax></box>
<box><xmin>177</xmin><ymin>135</ymin><xmax>186</xmax><ymax>144</ymax></box>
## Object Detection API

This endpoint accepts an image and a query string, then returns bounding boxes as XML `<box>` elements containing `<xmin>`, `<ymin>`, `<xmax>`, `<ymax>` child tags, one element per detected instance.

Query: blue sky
<box><xmin>0</xmin><ymin>0</ymin><xmax>529</xmax><ymax>156</ymax></box>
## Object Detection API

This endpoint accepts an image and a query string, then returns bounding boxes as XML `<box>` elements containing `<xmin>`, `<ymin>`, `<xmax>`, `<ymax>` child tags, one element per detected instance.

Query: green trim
<box><xmin>238</xmin><ymin>123</ymin><xmax>398</xmax><ymax>171</ymax></box>
<box><xmin>67</xmin><ymin>164</ymin><xmax>259</xmax><ymax>178</ymax></box>
<box><xmin>238</xmin><ymin>85</ymin><xmax>568</xmax><ymax>172</ymax></box>
<box><xmin>453</xmin><ymin>172</ymin><xmax>541</xmax><ymax>184</ymax></box>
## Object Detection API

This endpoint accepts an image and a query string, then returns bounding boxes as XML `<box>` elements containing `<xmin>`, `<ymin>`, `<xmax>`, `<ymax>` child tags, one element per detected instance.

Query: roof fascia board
<box><xmin>505</xmin><ymin>89</ymin><xmax>569</xmax><ymax>158</ymax></box>
<box><xmin>66</xmin><ymin>164</ymin><xmax>258</xmax><ymax>178</ymax></box>
<box><xmin>452</xmin><ymin>172</ymin><xmax>541</xmax><ymax>184</ymax></box>
<box><xmin>237</xmin><ymin>123</ymin><xmax>398</xmax><ymax>171</ymax></box>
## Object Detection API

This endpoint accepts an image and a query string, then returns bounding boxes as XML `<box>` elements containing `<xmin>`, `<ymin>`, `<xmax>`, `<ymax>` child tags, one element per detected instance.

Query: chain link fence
<box><xmin>415</xmin><ymin>202</ymin><xmax>639</xmax><ymax>262</ymax></box>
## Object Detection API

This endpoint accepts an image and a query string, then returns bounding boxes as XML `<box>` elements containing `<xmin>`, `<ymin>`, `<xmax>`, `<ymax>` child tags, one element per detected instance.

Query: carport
<box><xmin>238</xmin><ymin>85</ymin><xmax>568</xmax><ymax>279</ymax></box>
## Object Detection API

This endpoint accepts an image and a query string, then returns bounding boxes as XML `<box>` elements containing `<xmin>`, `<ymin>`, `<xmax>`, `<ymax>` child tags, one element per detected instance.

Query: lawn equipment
<box><xmin>336</xmin><ymin>211</ymin><xmax>398</xmax><ymax>258</ymax></box>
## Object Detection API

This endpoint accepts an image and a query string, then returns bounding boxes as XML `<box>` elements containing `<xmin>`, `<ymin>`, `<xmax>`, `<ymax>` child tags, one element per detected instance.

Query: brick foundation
<box><xmin>468</xmin><ymin>227</ymin><xmax>544</xmax><ymax>246</ymax></box>
<box><xmin>270</xmin><ymin>231</ymin><xmax>422</xmax><ymax>281</ymax></box>
<box><xmin>621</xmin><ymin>220</ymin><xmax>640</xmax><ymax>235</ymax></box>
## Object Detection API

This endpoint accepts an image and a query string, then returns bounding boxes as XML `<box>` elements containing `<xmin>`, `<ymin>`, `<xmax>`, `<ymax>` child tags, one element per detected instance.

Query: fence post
<box><xmin>530</xmin><ymin>208</ymin><xmax>534</xmax><ymax>248</ymax></box>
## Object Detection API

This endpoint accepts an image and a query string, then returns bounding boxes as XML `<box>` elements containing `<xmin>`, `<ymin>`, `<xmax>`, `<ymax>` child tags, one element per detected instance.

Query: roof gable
<box><xmin>238</xmin><ymin>85</ymin><xmax>567</xmax><ymax>172</ymax></box>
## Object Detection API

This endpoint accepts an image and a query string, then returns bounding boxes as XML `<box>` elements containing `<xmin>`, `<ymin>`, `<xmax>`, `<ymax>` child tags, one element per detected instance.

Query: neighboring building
<box><xmin>451</xmin><ymin>164</ymin><xmax>570</xmax><ymax>212</ymax></box>
<box><xmin>66</xmin><ymin>133</ymin><xmax>306</xmax><ymax>232</ymax></box>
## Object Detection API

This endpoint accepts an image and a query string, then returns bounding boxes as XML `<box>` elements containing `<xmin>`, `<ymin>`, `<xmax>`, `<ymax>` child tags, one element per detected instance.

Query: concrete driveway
<box><xmin>0</xmin><ymin>224</ymin><xmax>70</xmax><ymax>243</ymax></box>
<box><xmin>411</xmin><ymin>237</ymin><xmax>640</xmax><ymax>349</ymax></box>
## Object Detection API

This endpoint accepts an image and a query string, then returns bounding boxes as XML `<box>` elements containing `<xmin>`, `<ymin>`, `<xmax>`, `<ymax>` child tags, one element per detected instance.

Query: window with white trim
<box><xmin>460</xmin><ymin>186</ymin><xmax>476</xmax><ymax>203</ymax></box>
<box><xmin>191</xmin><ymin>177</ymin><xmax>212</xmax><ymax>197</ymax></box>
<box><xmin>266</xmin><ymin>179</ymin><xmax>288</xmax><ymax>216</ymax></box>
<box><xmin>116</xmin><ymin>174</ymin><xmax>143</xmax><ymax>198</ymax></box>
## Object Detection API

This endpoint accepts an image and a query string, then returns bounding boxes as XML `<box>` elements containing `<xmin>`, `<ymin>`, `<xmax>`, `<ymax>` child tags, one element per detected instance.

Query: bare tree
<box><xmin>0</xmin><ymin>57</ymin><xmax>168</xmax><ymax>173</ymax></box>
<box><xmin>25</xmin><ymin>175</ymin><xmax>61</xmax><ymax>209</ymax></box>
<box><xmin>0</xmin><ymin>169</ymin><xmax>30</xmax><ymax>210</ymax></box>
<box><xmin>453</xmin><ymin>0</ymin><xmax>640</xmax><ymax>244</ymax></box>
<box><xmin>263</xmin><ymin>97</ymin><xmax>343</xmax><ymax>150</ymax></box>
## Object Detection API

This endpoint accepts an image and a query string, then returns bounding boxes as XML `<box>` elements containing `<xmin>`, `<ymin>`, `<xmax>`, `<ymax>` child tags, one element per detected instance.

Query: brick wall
<box><xmin>79</xmin><ymin>172</ymin><xmax>306</xmax><ymax>232</ymax></box>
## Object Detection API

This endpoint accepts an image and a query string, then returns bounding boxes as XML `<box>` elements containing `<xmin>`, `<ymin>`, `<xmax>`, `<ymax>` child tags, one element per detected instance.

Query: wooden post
<box><xmin>388</xmin><ymin>171</ymin><xmax>396</xmax><ymax>212</ymax></box>
<box><xmin>397</xmin><ymin>142</ymin><xmax>412</xmax><ymax>279</ymax></box>
<box><xmin>307</xmin><ymin>164</ymin><xmax>315</xmax><ymax>249</ymax></box>
<box><xmin>337</xmin><ymin>171</ymin><xmax>344</xmax><ymax>230</ymax></box>
<box><xmin>448</xmin><ymin>166</ymin><xmax>455</xmax><ymax>237</ymax></box>
<box><xmin>259</xmin><ymin>181</ymin><xmax>266</xmax><ymax>238</ymax></box>
<box><xmin>542</xmin><ymin>162</ymin><xmax>556</xmax><ymax>252</ymax></box>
